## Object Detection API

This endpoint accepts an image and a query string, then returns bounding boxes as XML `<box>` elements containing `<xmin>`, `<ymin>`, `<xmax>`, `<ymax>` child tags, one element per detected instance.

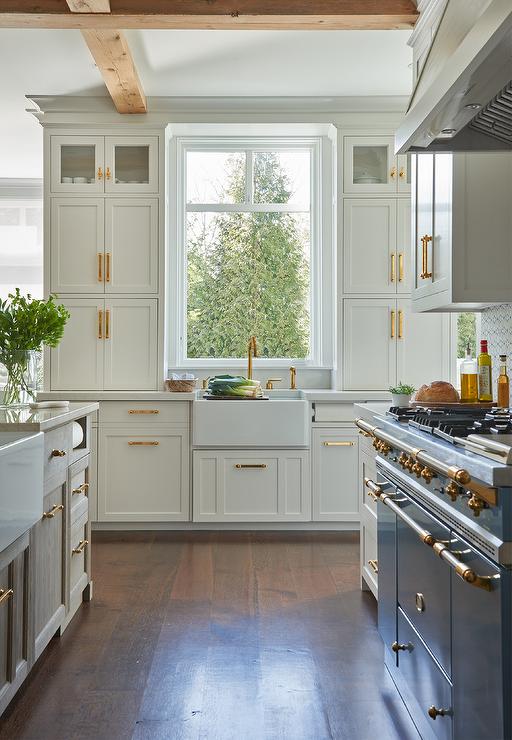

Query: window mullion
<box><xmin>245</xmin><ymin>150</ymin><xmax>253</xmax><ymax>204</ymax></box>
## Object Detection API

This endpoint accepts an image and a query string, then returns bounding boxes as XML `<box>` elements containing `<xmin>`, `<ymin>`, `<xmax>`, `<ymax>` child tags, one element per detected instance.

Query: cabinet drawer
<box><xmin>193</xmin><ymin>449</ymin><xmax>310</xmax><ymax>522</ymax></box>
<box><xmin>397</xmin><ymin>609</ymin><xmax>452</xmax><ymax>740</ymax></box>
<box><xmin>69</xmin><ymin>454</ymin><xmax>90</xmax><ymax>523</ymax></box>
<box><xmin>313</xmin><ymin>403</ymin><xmax>354</xmax><ymax>423</ymax></box>
<box><xmin>100</xmin><ymin>401</ymin><xmax>189</xmax><ymax>425</ymax></box>
<box><xmin>397</xmin><ymin>497</ymin><xmax>451</xmax><ymax>676</ymax></box>
<box><xmin>70</xmin><ymin>511</ymin><xmax>89</xmax><ymax>595</ymax></box>
<box><xmin>44</xmin><ymin>424</ymin><xmax>72</xmax><ymax>480</ymax></box>
<box><xmin>312</xmin><ymin>429</ymin><xmax>359</xmax><ymax>521</ymax></box>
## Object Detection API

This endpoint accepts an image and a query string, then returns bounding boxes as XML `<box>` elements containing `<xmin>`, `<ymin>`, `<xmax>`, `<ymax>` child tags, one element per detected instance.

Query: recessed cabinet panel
<box><xmin>343</xmin><ymin>299</ymin><xmax>396</xmax><ymax>390</ymax></box>
<box><xmin>50</xmin><ymin>198</ymin><xmax>104</xmax><ymax>294</ymax></box>
<box><xmin>105</xmin><ymin>199</ymin><xmax>158</xmax><ymax>293</ymax></box>
<box><xmin>396</xmin><ymin>303</ymin><xmax>450</xmax><ymax>390</ymax></box>
<box><xmin>50</xmin><ymin>136</ymin><xmax>104</xmax><ymax>193</ymax></box>
<box><xmin>103</xmin><ymin>299</ymin><xmax>158</xmax><ymax>390</ymax></box>
<box><xmin>105</xmin><ymin>137</ymin><xmax>158</xmax><ymax>193</ymax></box>
<box><xmin>414</xmin><ymin>153</ymin><xmax>434</xmax><ymax>295</ymax></box>
<box><xmin>50</xmin><ymin>299</ymin><xmax>104</xmax><ymax>391</ymax></box>
<box><xmin>343</xmin><ymin>199</ymin><xmax>396</xmax><ymax>294</ymax></box>
<box><xmin>344</xmin><ymin>136</ymin><xmax>397</xmax><ymax>194</ymax></box>
<box><xmin>98</xmin><ymin>426</ymin><xmax>190</xmax><ymax>521</ymax></box>
<box><xmin>313</xmin><ymin>428</ymin><xmax>359</xmax><ymax>521</ymax></box>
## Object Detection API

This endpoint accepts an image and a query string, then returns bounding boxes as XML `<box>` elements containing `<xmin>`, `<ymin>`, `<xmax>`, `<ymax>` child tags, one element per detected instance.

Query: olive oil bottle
<box><xmin>460</xmin><ymin>343</ymin><xmax>478</xmax><ymax>402</ymax></box>
<box><xmin>497</xmin><ymin>354</ymin><xmax>510</xmax><ymax>409</ymax></box>
<box><xmin>477</xmin><ymin>339</ymin><xmax>492</xmax><ymax>402</ymax></box>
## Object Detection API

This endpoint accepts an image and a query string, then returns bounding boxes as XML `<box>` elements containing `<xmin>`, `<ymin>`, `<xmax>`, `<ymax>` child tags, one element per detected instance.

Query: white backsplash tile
<box><xmin>481</xmin><ymin>305</ymin><xmax>512</xmax><ymax>390</ymax></box>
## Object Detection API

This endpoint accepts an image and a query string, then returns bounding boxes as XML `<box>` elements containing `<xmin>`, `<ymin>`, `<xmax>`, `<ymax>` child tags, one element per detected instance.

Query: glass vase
<box><xmin>2</xmin><ymin>350</ymin><xmax>39</xmax><ymax>407</ymax></box>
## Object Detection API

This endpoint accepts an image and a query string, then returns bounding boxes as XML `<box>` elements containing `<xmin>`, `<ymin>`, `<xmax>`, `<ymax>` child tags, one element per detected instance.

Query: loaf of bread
<box><xmin>414</xmin><ymin>381</ymin><xmax>460</xmax><ymax>403</ymax></box>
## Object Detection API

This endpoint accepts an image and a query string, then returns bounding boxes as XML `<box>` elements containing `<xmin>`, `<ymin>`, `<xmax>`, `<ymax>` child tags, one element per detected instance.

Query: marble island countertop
<box><xmin>0</xmin><ymin>402</ymin><xmax>99</xmax><ymax>432</ymax></box>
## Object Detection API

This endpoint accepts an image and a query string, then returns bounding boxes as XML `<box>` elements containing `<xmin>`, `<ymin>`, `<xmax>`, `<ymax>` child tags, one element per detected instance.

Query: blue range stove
<box><xmin>356</xmin><ymin>409</ymin><xmax>512</xmax><ymax>740</ymax></box>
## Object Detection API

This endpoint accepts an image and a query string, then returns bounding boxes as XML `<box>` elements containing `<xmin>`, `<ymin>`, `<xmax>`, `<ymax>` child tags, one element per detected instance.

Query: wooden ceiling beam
<box><xmin>66</xmin><ymin>0</ymin><xmax>111</xmax><ymax>11</ymax></box>
<box><xmin>0</xmin><ymin>1</ymin><xmax>418</xmax><ymax>30</ymax></box>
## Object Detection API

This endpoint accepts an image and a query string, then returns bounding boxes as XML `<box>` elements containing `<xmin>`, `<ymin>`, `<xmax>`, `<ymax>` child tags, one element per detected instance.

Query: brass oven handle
<box><xmin>43</xmin><ymin>503</ymin><xmax>64</xmax><ymax>519</ymax></box>
<box><xmin>364</xmin><ymin>477</ymin><xmax>495</xmax><ymax>592</ymax></box>
<box><xmin>72</xmin><ymin>540</ymin><xmax>88</xmax><ymax>555</ymax></box>
<box><xmin>391</xmin><ymin>310</ymin><xmax>395</xmax><ymax>339</ymax></box>
<box><xmin>235</xmin><ymin>464</ymin><xmax>267</xmax><ymax>469</ymax></box>
<box><xmin>398</xmin><ymin>253</ymin><xmax>404</xmax><ymax>282</ymax></box>
<box><xmin>72</xmin><ymin>483</ymin><xmax>89</xmax><ymax>495</ymax></box>
<box><xmin>368</xmin><ymin>559</ymin><xmax>378</xmax><ymax>573</ymax></box>
<box><xmin>98</xmin><ymin>253</ymin><xmax>103</xmax><ymax>283</ymax></box>
<box><xmin>51</xmin><ymin>449</ymin><xmax>66</xmax><ymax>458</ymax></box>
<box><xmin>398</xmin><ymin>310</ymin><xmax>403</xmax><ymax>339</ymax></box>
<box><xmin>105</xmin><ymin>309</ymin><xmax>110</xmax><ymax>339</ymax></box>
<box><xmin>323</xmin><ymin>441</ymin><xmax>354</xmax><ymax>447</ymax></box>
<box><xmin>128</xmin><ymin>409</ymin><xmax>160</xmax><ymax>415</ymax></box>
<box><xmin>98</xmin><ymin>309</ymin><xmax>103</xmax><ymax>340</ymax></box>
<box><xmin>420</xmin><ymin>235</ymin><xmax>433</xmax><ymax>279</ymax></box>
<box><xmin>0</xmin><ymin>589</ymin><xmax>13</xmax><ymax>606</ymax></box>
<box><xmin>128</xmin><ymin>441</ymin><xmax>159</xmax><ymax>446</ymax></box>
<box><xmin>390</xmin><ymin>253</ymin><xmax>396</xmax><ymax>283</ymax></box>
<box><xmin>106</xmin><ymin>253</ymin><xmax>111</xmax><ymax>283</ymax></box>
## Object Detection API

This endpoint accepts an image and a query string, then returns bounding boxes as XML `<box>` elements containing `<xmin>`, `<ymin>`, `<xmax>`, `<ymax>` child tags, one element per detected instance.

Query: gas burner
<box><xmin>386</xmin><ymin>407</ymin><xmax>417</xmax><ymax>421</ymax></box>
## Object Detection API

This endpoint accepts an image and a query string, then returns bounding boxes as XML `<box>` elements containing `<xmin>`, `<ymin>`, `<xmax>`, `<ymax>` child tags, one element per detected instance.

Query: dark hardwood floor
<box><xmin>0</xmin><ymin>532</ymin><xmax>418</xmax><ymax>740</ymax></box>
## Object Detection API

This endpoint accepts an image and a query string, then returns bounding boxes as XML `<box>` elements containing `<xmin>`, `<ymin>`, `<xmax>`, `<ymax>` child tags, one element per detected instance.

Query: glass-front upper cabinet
<box><xmin>105</xmin><ymin>137</ymin><xmax>159</xmax><ymax>193</ymax></box>
<box><xmin>50</xmin><ymin>136</ymin><xmax>105</xmax><ymax>193</ymax></box>
<box><xmin>343</xmin><ymin>136</ymin><xmax>410</xmax><ymax>194</ymax></box>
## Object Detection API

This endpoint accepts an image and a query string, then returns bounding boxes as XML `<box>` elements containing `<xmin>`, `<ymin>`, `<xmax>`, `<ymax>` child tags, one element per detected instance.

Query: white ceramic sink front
<box><xmin>193</xmin><ymin>392</ymin><xmax>309</xmax><ymax>447</ymax></box>
<box><xmin>0</xmin><ymin>431</ymin><xmax>44</xmax><ymax>551</ymax></box>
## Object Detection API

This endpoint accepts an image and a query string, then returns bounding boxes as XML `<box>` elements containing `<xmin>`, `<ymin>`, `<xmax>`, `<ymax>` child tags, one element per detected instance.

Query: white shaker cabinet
<box><xmin>50</xmin><ymin>136</ymin><xmax>104</xmax><ymax>194</ymax></box>
<box><xmin>396</xmin><ymin>300</ymin><xmax>451</xmax><ymax>389</ymax></box>
<box><xmin>412</xmin><ymin>151</ymin><xmax>512</xmax><ymax>311</ymax></box>
<box><xmin>104</xmin><ymin>136</ymin><xmax>159</xmax><ymax>194</ymax></box>
<box><xmin>105</xmin><ymin>199</ymin><xmax>158</xmax><ymax>293</ymax></box>
<box><xmin>343</xmin><ymin>136</ymin><xmax>410</xmax><ymax>194</ymax></box>
<box><xmin>50</xmin><ymin>298</ymin><xmax>104</xmax><ymax>391</ymax></box>
<box><xmin>312</xmin><ymin>428</ymin><xmax>359</xmax><ymax>522</ymax></box>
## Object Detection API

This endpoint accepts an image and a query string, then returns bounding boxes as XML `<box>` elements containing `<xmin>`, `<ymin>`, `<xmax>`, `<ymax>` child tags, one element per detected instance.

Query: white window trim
<box><xmin>168</xmin><ymin>126</ymin><xmax>336</xmax><ymax>371</ymax></box>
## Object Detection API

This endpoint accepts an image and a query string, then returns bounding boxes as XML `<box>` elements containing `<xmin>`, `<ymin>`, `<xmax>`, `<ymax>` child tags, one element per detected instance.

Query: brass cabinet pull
<box><xmin>391</xmin><ymin>641</ymin><xmax>410</xmax><ymax>653</ymax></box>
<box><xmin>106</xmin><ymin>167</ymin><xmax>111</xmax><ymax>180</ymax></box>
<box><xmin>415</xmin><ymin>592</ymin><xmax>425</xmax><ymax>612</ymax></box>
<box><xmin>72</xmin><ymin>540</ymin><xmax>88</xmax><ymax>555</ymax></box>
<box><xmin>323</xmin><ymin>441</ymin><xmax>354</xmax><ymax>447</ymax></box>
<box><xmin>0</xmin><ymin>589</ymin><xmax>13</xmax><ymax>606</ymax></box>
<box><xmin>390</xmin><ymin>166</ymin><xmax>397</xmax><ymax>180</ymax></box>
<box><xmin>368</xmin><ymin>559</ymin><xmax>379</xmax><ymax>573</ymax></box>
<box><xmin>98</xmin><ymin>309</ymin><xmax>103</xmax><ymax>339</ymax></box>
<box><xmin>398</xmin><ymin>310</ymin><xmax>403</xmax><ymax>339</ymax></box>
<box><xmin>128</xmin><ymin>409</ymin><xmax>160</xmax><ymax>415</ymax></box>
<box><xmin>128</xmin><ymin>441</ymin><xmax>159</xmax><ymax>446</ymax></box>
<box><xmin>97</xmin><ymin>166</ymin><xmax>103</xmax><ymax>180</ymax></box>
<box><xmin>391</xmin><ymin>310</ymin><xmax>396</xmax><ymax>339</ymax></box>
<box><xmin>72</xmin><ymin>483</ymin><xmax>89</xmax><ymax>495</ymax></box>
<box><xmin>43</xmin><ymin>503</ymin><xmax>64</xmax><ymax>519</ymax></box>
<box><xmin>428</xmin><ymin>706</ymin><xmax>448</xmax><ymax>721</ymax></box>
<box><xmin>51</xmin><ymin>449</ymin><xmax>66</xmax><ymax>458</ymax></box>
<box><xmin>398</xmin><ymin>253</ymin><xmax>404</xmax><ymax>282</ymax></box>
<box><xmin>106</xmin><ymin>253</ymin><xmax>111</xmax><ymax>283</ymax></box>
<box><xmin>235</xmin><ymin>464</ymin><xmax>267</xmax><ymax>469</ymax></box>
<box><xmin>390</xmin><ymin>253</ymin><xmax>396</xmax><ymax>283</ymax></box>
<box><xmin>98</xmin><ymin>253</ymin><xmax>103</xmax><ymax>283</ymax></box>
<box><xmin>420</xmin><ymin>234</ymin><xmax>433</xmax><ymax>279</ymax></box>
<box><xmin>399</xmin><ymin>167</ymin><xmax>406</xmax><ymax>180</ymax></box>
<box><xmin>105</xmin><ymin>309</ymin><xmax>110</xmax><ymax>339</ymax></box>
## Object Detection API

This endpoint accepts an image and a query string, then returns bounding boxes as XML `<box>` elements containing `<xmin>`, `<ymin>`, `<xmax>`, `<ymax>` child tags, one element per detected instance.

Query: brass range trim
<box><xmin>356</xmin><ymin>418</ymin><xmax>498</xmax><ymax>508</ymax></box>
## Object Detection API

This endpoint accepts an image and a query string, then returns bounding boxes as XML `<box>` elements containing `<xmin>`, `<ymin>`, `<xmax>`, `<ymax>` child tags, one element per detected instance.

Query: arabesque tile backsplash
<box><xmin>481</xmin><ymin>305</ymin><xmax>512</xmax><ymax>392</ymax></box>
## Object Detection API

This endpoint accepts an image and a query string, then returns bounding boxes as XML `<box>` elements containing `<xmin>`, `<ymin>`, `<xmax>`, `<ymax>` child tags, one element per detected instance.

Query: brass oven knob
<box><xmin>404</xmin><ymin>456</ymin><xmax>415</xmax><ymax>472</ymax></box>
<box><xmin>468</xmin><ymin>493</ymin><xmax>485</xmax><ymax>517</ymax></box>
<box><xmin>421</xmin><ymin>467</ymin><xmax>435</xmax><ymax>484</ymax></box>
<box><xmin>373</xmin><ymin>438</ymin><xmax>380</xmax><ymax>451</ymax></box>
<box><xmin>412</xmin><ymin>461</ymin><xmax>423</xmax><ymax>477</ymax></box>
<box><xmin>391</xmin><ymin>641</ymin><xmax>410</xmax><ymax>653</ymax></box>
<box><xmin>428</xmin><ymin>705</ymin><xmax>448</xmax><ymax>721</ymax></box>
<box><xmin>380</xmin><ymin>442</ymin><xmax>392</xmax><ymax>456</ymax></box>
<box><xmin>445</xmin><ymin>481</ymin><xmax>461</xmax><ymax>502</ymax></box>
<box><xmin>398</xmin><ymin>452</ymin><xmax>408</xmax><ymax>468</ymax></box>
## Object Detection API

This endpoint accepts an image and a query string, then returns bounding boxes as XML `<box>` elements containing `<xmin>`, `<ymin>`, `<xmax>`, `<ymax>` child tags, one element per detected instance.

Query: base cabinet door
<box><xmin>0</xmin><ymin>533</ymin><xmax>30</xmax><ymax>717</ymax></box>
<box><xmin>312</xmin><ymin>428</ymin><xmax>359</xmax><ymax>521</ymax></box>
<box><xmin>193</xmin><ymin>449</ymin><xmax>310</xmax><ymax>522</ymax></box>
<box><xmin>98</xmin><ymin>426</ymin><xmax>190</xmax><ymax>521</ymax></box>
<box><xmin>31</xmin><ymin>484</ymin><xmax>66</xmax><ymax>660</ymax></box>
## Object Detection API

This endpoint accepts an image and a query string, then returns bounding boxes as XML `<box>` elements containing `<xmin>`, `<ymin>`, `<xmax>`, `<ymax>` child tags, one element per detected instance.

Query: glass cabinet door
<box><xmin>50</xmin><ymin>136</ymin><xmax>104</xmax><ymax>193</ymax></box>
<box><xmin>343</xmin><ymin>136</ymin><xmax>397</xmax><ymax>193</ymax></box>
<box><xmin>105</xmin><ymin>137</ymin><xmax>158</xmax><ymax>193</ymax></box>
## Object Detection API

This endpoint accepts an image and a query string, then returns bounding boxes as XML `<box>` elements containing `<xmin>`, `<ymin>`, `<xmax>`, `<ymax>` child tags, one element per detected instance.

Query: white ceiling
<box><xmin>0</xmin><ymin>28</ymin><xmax>412</xmax><ymax>178</ymax></box>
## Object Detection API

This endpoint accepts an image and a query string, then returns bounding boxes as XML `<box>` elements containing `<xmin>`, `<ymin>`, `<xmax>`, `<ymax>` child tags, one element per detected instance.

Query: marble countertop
<box><xmin>0</xmin><ymin>402</ymin><xmax>99</xmax><ymax>432</ymax></box>
<box><xmin>38</xmin><ymin>390</ymin><xmax>391</xmax><ymax>403</ymax></box>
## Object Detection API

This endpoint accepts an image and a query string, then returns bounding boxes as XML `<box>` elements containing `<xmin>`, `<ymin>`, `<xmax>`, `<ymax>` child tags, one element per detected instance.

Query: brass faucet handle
<box><xmin>265</xmin><ymin>378</ymin><xmax>282</xmax><ymax>391</ymax></box>
<box><xmin>202</xmin><ymin>377</ymin><xmax>210</xmax><ymax>390</ymax></box>
<box><xmin>289</xmin><ymin>365</ymin><xmax>297</xmax><ymax>390</ymax></box>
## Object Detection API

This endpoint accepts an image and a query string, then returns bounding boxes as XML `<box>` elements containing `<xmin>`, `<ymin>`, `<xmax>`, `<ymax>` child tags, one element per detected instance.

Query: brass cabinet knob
<box><xmin>421</xmin><ymin>467</ymin><xmax>435</xmax><ymax>484</ymax></box>
<box><xmin>391</xmin><ymin>641</ymin><xmax>410</xmax><ymax>653</ymax></box>
<box><xmin>51</xmin><ymin>449</ymin><xmax>66</xmax><ymax>458</ymax></box>
<box><xmin>468</xmin><ymin>493</ymin><xmax>485</xmax><ymax>517</ymax></box>
<box><xmin>445</xmin><ymin>481</ymin><xmax>461</xmax><ymax>502</ymax></box>
<box><xmin>428</xmin><ymin>705</ymin><xmax>448</xmax><ymax>720</ymax></box>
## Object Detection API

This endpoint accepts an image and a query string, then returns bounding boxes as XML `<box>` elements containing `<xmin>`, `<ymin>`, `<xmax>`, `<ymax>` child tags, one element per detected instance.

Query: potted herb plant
<box><xmin>0</xmin><ymin>290</ymin><xmax>70</xmax><ymax>406</ymax></box>
<box><xmin>389</xmin><ymin>382</ymin><xmax>416</xmax><ymax>408</ymax></box>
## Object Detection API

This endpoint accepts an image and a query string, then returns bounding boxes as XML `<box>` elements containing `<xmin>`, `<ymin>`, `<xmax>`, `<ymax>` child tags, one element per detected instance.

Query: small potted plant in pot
<box><xmin>0</xmin><ymin>290</ymin><xmax>70</xmax><ymax>406</ymax></box>
<box><xmin>389</xmin><ymin>382</ymin><xmax>416</xmax><ymax>409</ymax></box>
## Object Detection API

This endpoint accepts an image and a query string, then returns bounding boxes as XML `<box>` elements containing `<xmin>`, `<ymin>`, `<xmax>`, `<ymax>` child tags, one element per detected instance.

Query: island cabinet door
<box><xmin>31</xmin><ymin>483</ymin><xmax>66</xmax><ymax>661</ymax></box>
<box><xmin>312</xmin><ymin>428</ymin><xmax>359</xmax><ymax>521</ymax></box>
<box><xmin>0</xmin><ymin>533</ymin><xmax>30</xmax><ymax>717</ymax></box>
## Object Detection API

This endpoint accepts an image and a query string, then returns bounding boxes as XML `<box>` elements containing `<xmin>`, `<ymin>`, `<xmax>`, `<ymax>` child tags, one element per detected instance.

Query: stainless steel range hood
<box><xmin>396</xmin><ymin>0</ymin><xmax>512</xmax><ymax>153</ymax></box>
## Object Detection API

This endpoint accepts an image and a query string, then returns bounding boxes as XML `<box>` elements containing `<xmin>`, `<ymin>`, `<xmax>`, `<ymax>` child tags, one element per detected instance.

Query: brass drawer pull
<box><xmin>0</xmin><ymin>589</ymin><xmax>13</xmax><ymax>606</ymax></box>
<box><xmin>106</xmin><ymin>253</ymin><xmax>111</xmax><ymax>283</ymax></box>
<box><xmin>98</xmin><ymin>252</ymin><xmax>103</xmax><ymax>282</ymax></box>
<box><xmin>128</xmin><ymin>441</ymin><xmax>159</xmax><ymax>446</ymax></box>
<box><xmin>235</xmin><ymin>464</ymin><xmax>267</xmax><ymax>469</ymax></box>
<box><xmin>72</xmin><ymin>483</ymin><xmax>89</xmax><ymax>495</ymax></box>
<box><xmin>51</xmin><ymin>449</ymin><xmax>66</xmax><ymax>458</ymax></box>
<box><xmin>368</xmin><ymin>559</ymin><xmax>378</xmax><ymax>573</ymax></box>
<box><xmin>43</xmin><ymin>504</ymin><xmax>64</xmax><ymax>519</ymax></box>
<box><xmin>323</xmin><ymin>441</ymin><xmax>354</xmax><ymax>447</ymax></box>
<box><xmin>398</xmin><ymin>252</ymin><xmax>404</xmax><ymax>282</ymax></box>
<box><xmin>72</xmin><ymin>540</ymin><xmax>89</xmax><ymax>555</ymax></box>
<box><xmin>128</xmin><ymin>409</ymin><xmax>160</xmax><ymax>415</ymax></box>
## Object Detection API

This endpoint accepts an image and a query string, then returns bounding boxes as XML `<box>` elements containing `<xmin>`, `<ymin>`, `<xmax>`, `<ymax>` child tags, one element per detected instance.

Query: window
<box><xmin>170</xmin><ymin>134</ymin><xmax>334</xmax><ymax>368</ymax></box>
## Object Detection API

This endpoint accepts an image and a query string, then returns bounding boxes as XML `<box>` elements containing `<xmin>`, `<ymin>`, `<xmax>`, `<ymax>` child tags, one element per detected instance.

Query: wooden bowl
<box><xmin>165</xmin><ymin>378</ymin><xmax>197</xmax><ymax>393</ymax></box>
